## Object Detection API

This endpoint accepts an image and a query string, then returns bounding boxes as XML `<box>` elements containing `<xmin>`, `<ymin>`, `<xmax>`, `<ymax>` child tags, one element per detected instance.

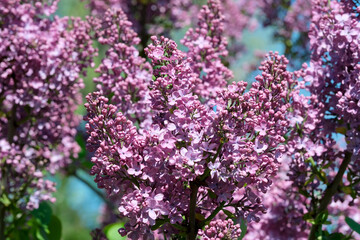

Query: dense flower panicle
<box><xmin>307</xmin><ymin>0</ymin><xmax>360</xmax><ymax>155</ymax></box>
<box><xmin>0</xmin><ymin>0</ymin><xmax>95</xmax><ymax>210</ymax></box>
<box><xmin>283</xmin><ymin>0</ymin><xmax>311</xmax><ymax>34</ymax></box>
<box><xmin>3</xmin><ymin>0</ymin><xmax>360</xmax><ymax>239</ymax></box>
<box><xmin>84</xmin><ymin>92</ymin><xmax>140</xmax><ymax>194</ymax></box>
<box><xmin>85</xmin><ymin>37</ymin><xmax>295</xmax><ymax>238</ymax></box>
<box><xmin>145</xmin><ymin>36</ymin><xmax>200</xmax><ymax>112</ymax></box>
<box><xmin>249</xmin><ymin>0</ymin><xmax>360</xmax><ymax>237</ymax></box>
<box><xmin>181</xmin><ymin>0</ymin><xmax>233</xmax><ymax>100</ymax></box>
<box><xmin>84</xmin><ymin>1</ymin><xmax>333</xmax><ymax>239</ymax></box>
<box><xmin>304</xmin><ymin>0</ymin><xmax>360</xmax><ymax>195</ymax></box>
<box><xmin>0</xmin><ymin>139</ymin><xmax>57</xmax><ymax>210</ymax></box>
<box><xmin>89</xmin><ymin>8</ymin><xmax>153</xmax><ymax>125</ymax></box>
<box><xmin>220</xmin><ymin>0</ymin><xmax>257</xmax><ymax>39</ymax></box>
<box><xmin>207</xmin><ymin>52</ymin><xmax>298</xmax><ymax>222</ymax></box>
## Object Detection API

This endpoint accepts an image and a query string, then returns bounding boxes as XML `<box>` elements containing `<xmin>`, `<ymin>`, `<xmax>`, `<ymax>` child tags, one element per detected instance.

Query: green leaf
<box><xmin>306</xmin><ymin>219</ymin><xmax>316</xmax><ymax>225</ymax></box>
<box><xmin>315</xmin><ymin>210</ymin><xmax>328</xmax><ymax>225</ymax></box>
<box><xmin>299</xmin><ymin>188</ymin><xmax>310</xmax><ymax>198</ymax></box>
<box><xmin>324</xmin><ymin>232</ymin><xmax>346</xmax><ymax>240</ymax></box>
<box><xmin>317</xmin><ymin>170</ymin><xmax>328</xmax><ymax>184</ymax></box>
<box><xmin>104</xmin><ymin>222</ymin><xmax>126</xmax><ymax>240</ymax></box>
<box><xmin>0</xmin><ymin>194</ymin><xmax>11</xmax><ymax>207</ymax></box>
<box><xmin>335</xmin><ymin>127</ymin><xmax>347</xmax><ymax>135</ymax></box>
<box><xmin>207</xmin><ymin>189</ymin><xmax>217</xmax><ymax>199</ymax></box>
<box><xmin>35</xmin><ymin>228</ymin><xmax>46</xmax><ymax>240</ymax></box>
<box><xmin>306</xmin><ymin>157</ymin><xmax>316</xmax><ymax>167</ymax></box>
<box><xmin>222</xmin><ymin>209</ymin><xmax>235</xmax><ymax>219</ymax></box>
<box><xmin>9</xmin><ymin>229</ymin><xmax>30</xmax><ymax>240</ymax></box>
<box><xmin>345</xmin><ymin>217</ymin><xmax>360</xmax><ymax>235</ymax></box>
<box><xmin>347</xmin><ymin>172</ymin><xmax>352</xmax><ymax>183</ymax></box>
<box><xmin>31</xmin><ymin>202</ymin><xmax>52</xmax><ymax>225</ymax></box>
<box><xmin>47</xmin><ymin>215</ymin><xmax>62</xmax><ymax>240</ymax></box>
<box><xmin>75</xmin><ymin>134</ymin><xmax>87</xmax><ymax>160</ymax></box>
<box><xmin>227</xmin><ymin>99</ymin><xmax>232</xmax><ymax>109</ymax></box>
<box><xmin>303</xmin><ymin>212</ymin><xmax>314</xmax><ymax>221</ymax></box>
<box><xmin>238</xmin><ymin>216</ymin><xmax>247</xmax><ymax>240</ymax></box>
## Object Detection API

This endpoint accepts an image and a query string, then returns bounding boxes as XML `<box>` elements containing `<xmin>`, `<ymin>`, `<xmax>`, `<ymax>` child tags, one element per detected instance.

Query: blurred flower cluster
<box><xmin>0</xmin><ymin>0</ymin><xmax>95</xmax><ymax>237</ymax></box>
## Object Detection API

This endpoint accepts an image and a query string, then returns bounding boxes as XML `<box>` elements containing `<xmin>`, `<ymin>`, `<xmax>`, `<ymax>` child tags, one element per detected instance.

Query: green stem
<box><xmin>188</xmin><ymin>182</ymin><xmax>199</xmax><ymax>240</ymax></box>
<box><xmin>308</xmin><ymin>152</ymin><xmax>352</xmax><ymax>240</ymax></box>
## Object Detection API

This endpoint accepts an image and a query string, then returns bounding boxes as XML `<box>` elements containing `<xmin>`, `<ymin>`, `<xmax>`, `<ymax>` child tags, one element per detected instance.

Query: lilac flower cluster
<box><xmin>284</xmin><ymin>0</ymin><xmax>360</xmax><ymax>209</ymax></box>
<box><xmin>84</xmin><ymin>2</ymin><xmax>296</xmax><ymax>234</ymax></box>
<box><xmin>306</xmin><ymin>0</ymin><xmax>360</xmax><ymax>166</ymax></box>
<box><xmin>181</xmin><ymin>0</ymin><xmax>233</xmax><ymax>100</ymax></box>
<box><xmin>245</xmin><ymin>0</ymin><xmax>360</xmax><ymax>238</ymax></box>
<box><xmin>259</xmin><ymin>0</ymin><xmax>311</xmax><ymax>35</ymax></box>
<box><xmin>88</xmin><ymin>8</ymin><xmax>153</xmax><ymax>126</ymax></box>
<box><xmin>83</xmin><ymin>0</ymin><xmax>360</xmax><ymax>238</ymax></box>
<box><xmin>0</xmin><ymin>0</ymin><xmax>95</xmax><ymax>211</ymax></box>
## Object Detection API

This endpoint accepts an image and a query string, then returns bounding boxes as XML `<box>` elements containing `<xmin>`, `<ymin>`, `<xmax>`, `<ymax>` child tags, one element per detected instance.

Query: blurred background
<box><xmin>53</xmin><ymin>0</ymin><xmax>285</xmax><ymax>239</ymax></box>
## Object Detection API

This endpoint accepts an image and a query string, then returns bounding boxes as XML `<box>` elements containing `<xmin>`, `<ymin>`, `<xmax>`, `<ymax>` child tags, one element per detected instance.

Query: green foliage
<box><xmin>321</xmin><ymin>230</ymin><xmax>352</xmax><ymax>240</ymax></box>
<box><xmin>0</xmin><ymin>193</ymin><xmax>11</xmax><ymax>207</ymax></box>
<box><xmin>30</xmin><ymin>202</ymin><xmax>62</xmax><ymax>240</ymax></box>
<box><xmin>47</xmin><ymin>216</ymin><xmax>62</xmax><ymax>240</ymax></box>
<box><xmin>345</xmin><ymin>217</ymin><xmax>360</xmax><ymax>235</ymax></box>
<box><xmin>31</xmin><ymin>202</ymin><xmax>52</xmax><ymax>226</ymax></box>
<box><xmin>6</xmin><ymin>202</ymin><xmax>62</xmax><ymax>240</ymax></box>
<box><xmin>238</xmin><ymin>216</ymin><xmax>247</xmax><ymax>240</ymax></box>
<box><xmin>103</xmin><ymin>222</ymin><xmax>126</xmax><ymax>240</ymax></box>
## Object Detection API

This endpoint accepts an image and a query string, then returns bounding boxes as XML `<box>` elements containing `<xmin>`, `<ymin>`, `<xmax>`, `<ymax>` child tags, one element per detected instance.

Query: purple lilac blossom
<box><xmin>0</xmin><ymin>0</ymin><xmax>95</xmax><ymax>212</ymax></box>
<box><xmin>85</xmin><ymin>32</ymin><xmax>295</xmax><ymax>239</ymax></box>
<box><xmin>87</xmin><ymin>8</ymin><xmax>153</xmax><ymax>128</ymax></box>
<box><xmin>181</xmin><ymin>0</ymin><xmax>233</xmax><ymax>100</ymax></box>
<box><xmin>247</xmin><ymin>0</ymin><xmax>360</xmax><ymax>237</ymax></box>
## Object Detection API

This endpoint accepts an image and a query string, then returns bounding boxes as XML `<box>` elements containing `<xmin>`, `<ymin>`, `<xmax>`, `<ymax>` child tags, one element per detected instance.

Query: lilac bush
<box><xmin>2</xmin><ymin>0</ymin><xmax>360</xmax><ymax>239</ymax></box>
